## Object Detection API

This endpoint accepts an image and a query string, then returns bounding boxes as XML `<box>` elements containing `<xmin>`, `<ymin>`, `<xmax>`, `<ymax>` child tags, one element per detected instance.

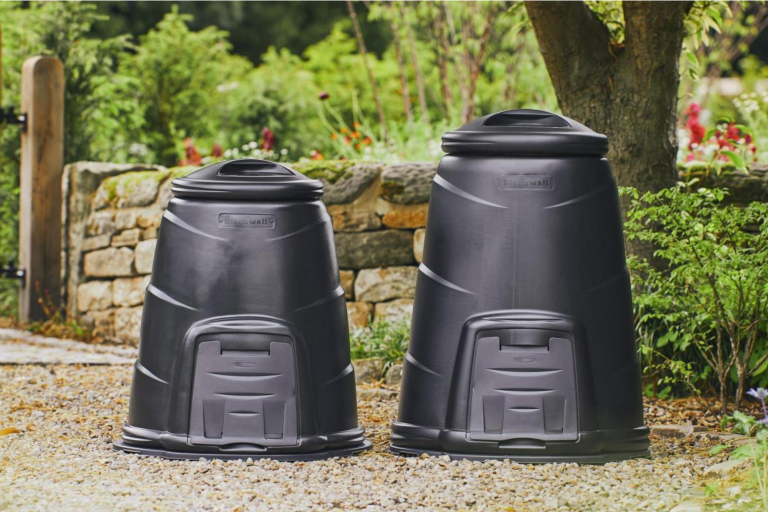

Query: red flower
<box><xmin>684</xmin><ymin>102</ymin><xmax>705</xmax><ymax>149</ymax></box>
<box><xmin>179</xmin><ymin>138</ymin><xmax>202</xmax><ymax>166</ymax></box>
<box><xmin>725</xmin><ymin>123</ymin><xmax>740</xmax><ymax>142</ymax></box>
<box><xmin>211</xmin><ymin>143</ymin><xmax>223</xmax><ymax>158</ymax></box>
<box><xmin>260</xmin><ymin>127</ymin><xmax>275</xmax><ymax>151</ymax></box>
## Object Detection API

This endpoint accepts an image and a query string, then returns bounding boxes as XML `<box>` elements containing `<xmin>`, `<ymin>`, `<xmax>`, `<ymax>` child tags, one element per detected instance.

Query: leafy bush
<box><xmin>625</xmin><ymin>186</ymin><xmax>768</xmax><ymax>414</ymax></box>
<box><xmin>350</xmin><ymin>317</ymin><xmax>410</xmax><ymax>368</ymax></box>
<box><xmin>117</xmin><ymin>6</ymin><xmax>251</xmax><ymax>166</ymax></box>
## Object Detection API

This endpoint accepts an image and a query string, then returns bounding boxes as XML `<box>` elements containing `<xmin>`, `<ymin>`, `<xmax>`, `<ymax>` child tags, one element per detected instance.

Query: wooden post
<box><xmin>19</xmin><ymin>57</ymin><xmax>64</xmax><ymax>322</ymax></box>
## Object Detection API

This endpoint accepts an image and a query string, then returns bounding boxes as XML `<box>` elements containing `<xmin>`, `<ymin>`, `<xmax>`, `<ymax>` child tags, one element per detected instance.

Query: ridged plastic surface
<box><xmin>115</xmin><ymin>160</ymin><xmax>369</xmax><ymax>460</ymax></box>
<box><xmin>392</xmin><ymin>111</ymin><xmax>649</xmax><ymax>462</ymax></box>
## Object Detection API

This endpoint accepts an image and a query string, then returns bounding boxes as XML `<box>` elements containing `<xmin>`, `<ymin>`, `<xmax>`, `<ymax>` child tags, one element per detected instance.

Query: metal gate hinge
<box><xmin>0</xmin><ymin>107</ymin><xmax>27</xmax><ymax>132</ymax></box>
<box><xmin>1</xmin><ymin>261</ymin><xmax>26</xmax><ymax>287</ymax></box>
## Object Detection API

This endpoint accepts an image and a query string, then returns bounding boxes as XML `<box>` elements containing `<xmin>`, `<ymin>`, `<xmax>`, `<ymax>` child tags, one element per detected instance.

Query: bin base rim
<box><xmin>389</xmin><ymin>444</ymin><xmax>649</xmax><ymax>464</ymax></box>
<box><xmin>390</xmin><ymin>421</ymin><xmax>650</xmax><ymax>464</ymax></box>
<box><xmin>114</xmin><ymin>438</ymin><xmax>372</xmax><ymax>461</ymax></box>
<box><xmin>114</xmin><ymin>423</ymin><xmax>371</xmax><ymax>461</ymax></box>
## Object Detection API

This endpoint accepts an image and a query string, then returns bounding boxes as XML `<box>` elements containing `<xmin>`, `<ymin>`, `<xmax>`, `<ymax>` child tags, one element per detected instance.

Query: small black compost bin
<box><xmin>114</xmin><ymin>159</ymin><xmax>370</xmax><ymax>460</ymax></box>
<box><xmin>391</xmin><ymin>110</ymin><xmax>649</xmax><ymax>462</ymax></box>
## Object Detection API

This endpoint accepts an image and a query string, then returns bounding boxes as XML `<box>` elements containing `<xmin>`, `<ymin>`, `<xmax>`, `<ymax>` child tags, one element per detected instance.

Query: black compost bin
<box><xmin>391</xmin><ymin>110</ymin><xmax>649</xmax><ymax>462</ymax></box>
<box><xmin>114</xmin><ymin>159</ymin><xmax>370</xmax><ymax>460</ymax></box>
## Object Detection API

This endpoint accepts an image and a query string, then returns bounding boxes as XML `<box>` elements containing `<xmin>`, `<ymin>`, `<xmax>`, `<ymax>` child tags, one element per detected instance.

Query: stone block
<box><xmin>81</xmin><ymin>234</ymin><xmax>111</xmax><ymax>253</ymax></box>
<box><xmin>380</xmin><ymin>162</ymin><xmax>437</xmax><ymax>204</ymax></box>
<box><xmin>340</xmin><ymin>270</ymin><xmax>355</xmax><ymax>299</ymax></box>
<box><xmin>328</xmin><ymin>207</ymin><xmax>381</xmax><ymax>232</ymax></box>
<box><xmin>134</xmin><ymin>239</ymin><xmax>157</xmax><ymax>274</ymax></box>
<box><xmin>111</xmin><ymin>228</ymin><xmax>140</xmax><ymax>247</ymax></box>
<box><xmin>385</xmin><ymin>363</ymin><xmax>403</xmax><ymax>386</ymax></box>
<box><xmin>140</xmin><ymin>227</ymin><xmax>158</xmax><ymax>240</ymax></box>
<box><xmin>86</xmin><ymin>211</ymin><xmax>115</xmax><ymax>236</ymax></box>
<box><xmin>374</xmin><ymin>298</ymin><xmax>414</xmax><ymax>323</ymax></box>
<box><xmin>114</xmin><ymin>307</ymin><xmax>143</xmax><ymax>345</ymax></box>
<box><xmin>115</xmin><ymin>210</ymin><xmax>137</xmax><ymax>230</ymax></box>
<box><xmin>307</xmin><ymin>162</ymin><xmax>381</xmax><ymax>205</ymax></box>
<box><xmin>93</xmin><ymin>169</ymin><xmax>170</xmax><ymax>210</ymax></box>
<box><xmin>137</xmin><ymin>210</ymin><xmax>163</xmax><ymax>229</ymax></box>
<box><xmin>91</xmin><ymin>309</ymin><xmax>115</xmax><ymax>338</ymax></box>
<box><xmin>347</xmin><ymin>302</ymin><xmax>372</xmax><ymax>331</ymax></box>
<box><xmin>84</xmin><ymin>247</ymin><xmax>134</xmax><ymax>277</ymax></box>
<box><xmin>355</xmin><ymin>266</ymin><xmax>418</xmax><ymax>303</ymax></box>
<box><xmin>354</xmin><ymin>357</ymin><xmax>383</xmax><ymax>383</ymax></box>
<box><xmin>335</xmin><ymin>230</ymin><xmax>414</xmax><ymax>270</ymax></box>
<box><xmin>413</xmin><ymin>228</ymin><xmax>426</xmax><ymax>263</ymax></box>
<box><xmin>76</xmin><ymin>281</ymin><xmax>113</xmax><ymax>312</ymax></box>
<box><xmin>113</xmin><ymin>276</ymin><xmax>151</xmax><ymax>307</ymax></box>
<box><xmin>381</xmin><ymin>203</ymin><xmax>428</xmax><ymax>229</ymax></box>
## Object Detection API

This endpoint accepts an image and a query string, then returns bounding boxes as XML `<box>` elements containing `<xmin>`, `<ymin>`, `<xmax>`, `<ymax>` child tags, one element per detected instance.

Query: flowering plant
<box><xmin>679</xmin><ymin>102</ymin><xmax>757</xmax><ymax>174</ymax></box>
<box><xmin>178</xmin><ymin>127</ymin><xmax>288</xmax><ymax>167</ymax></box>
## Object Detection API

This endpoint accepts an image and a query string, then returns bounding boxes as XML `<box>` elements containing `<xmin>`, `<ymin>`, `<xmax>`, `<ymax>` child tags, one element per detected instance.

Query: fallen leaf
<box><xmin>0</xmin><ymin>427</ymin><xmax>21</xmax><ymax>436</ymax></box>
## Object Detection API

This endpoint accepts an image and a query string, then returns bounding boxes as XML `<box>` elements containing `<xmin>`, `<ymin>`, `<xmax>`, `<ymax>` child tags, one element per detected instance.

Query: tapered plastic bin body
<box><xmin>391</xmin><ymin>110</ymin><xmax>649</xmax><ymax>462</ymax></box>
<box><xmin>115</xmin><ymin>159</ymin><xmax>370</xmax><ymax>460</ymax></box>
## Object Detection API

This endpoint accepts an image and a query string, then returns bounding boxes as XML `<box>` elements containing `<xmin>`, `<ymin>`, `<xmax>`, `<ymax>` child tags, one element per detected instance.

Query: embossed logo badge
<box><xmin>497</xmin><ymin>174</ymin><xmax>553</xmax><ymax>190</ymax></box>
<box><xmin>218</xmin><ymin>214</ymin><xmax>276</xmax><ymax>229</ymax></box>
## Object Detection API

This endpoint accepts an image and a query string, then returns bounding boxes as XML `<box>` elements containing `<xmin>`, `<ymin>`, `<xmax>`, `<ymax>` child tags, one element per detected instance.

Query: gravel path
<box><xmin>0</xmin><ymin>361</ymin><xmax>742</xmax><ymax>512</ymax></box>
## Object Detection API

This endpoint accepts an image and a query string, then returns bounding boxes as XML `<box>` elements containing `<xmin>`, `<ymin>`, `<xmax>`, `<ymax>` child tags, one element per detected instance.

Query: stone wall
<box><xmin>62</xmin><ymin>161</ymin><xmax>436</xmax><ymax>344</ymax></box>
<box><xmin>63</xmin><ymin>160</ymin><xmax>768</xmax><ymax>345</ymax></box>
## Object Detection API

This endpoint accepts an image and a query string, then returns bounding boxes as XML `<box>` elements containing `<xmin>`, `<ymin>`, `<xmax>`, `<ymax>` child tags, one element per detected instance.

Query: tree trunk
<box><xmin>347</xmin><ymin>0</ymin><xmax>387</xmax><ymax>133</ymax></box>
<box><xmin>526</xmin><ymin>1</ymin><xmax>692</xmax><ymax>258</ymax></box>
<box><xmin>387</xmin><ymin>4</ymin><xmax>413</xmax><ymax>123</ymax></box>
<box><xmin>399</xmin><ymin>2</ymin><xmax>430</xmax><ymax>124</ymax></box>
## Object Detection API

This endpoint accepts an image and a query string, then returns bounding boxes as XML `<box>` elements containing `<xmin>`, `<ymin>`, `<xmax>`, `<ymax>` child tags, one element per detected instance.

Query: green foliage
<box><xmin>724</xmin><ymin>411</ymin><xmax>768</xmax><ymax>509</ymax></box>
<box><xmin>350</xmin><ymin>317</ymin><xmax>410</xmax><ymax>368</ymax></box>
<box><xmin>624</xmin><ymin>186</ymin><xmax>768</xmax><ymax>413</ymax></box>
<box><xmin>117</xmin><ymin>7</ymin><xmax>251</xmax><ymax>166</ymax></box>
<box><xmin>0</xmin><ymin>1</ymin><xmax>132</xmax><ymax>312</ymax></box>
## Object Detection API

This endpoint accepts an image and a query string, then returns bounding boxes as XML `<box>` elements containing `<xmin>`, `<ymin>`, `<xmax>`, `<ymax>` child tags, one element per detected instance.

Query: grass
<box><xmin>350</xmin><ymin>317</ymin><xmax>410</xmax><ymax>369</ymax></box>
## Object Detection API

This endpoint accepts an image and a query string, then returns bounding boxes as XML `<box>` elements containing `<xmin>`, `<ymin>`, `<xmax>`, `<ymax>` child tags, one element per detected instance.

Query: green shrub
<box><xmin>624</xmin><ymin>186</ymin><xmax>768</xmax><ymax>414</ymax></box>
<box><xmin>350</xmin><ymin>317</ymin><xmax>410</xmax><ymax>368</ymax></box>
<box><xmin>118</xmin><ymin>6</ymin><xmax>251</xmax><ymax>166</ymax></box>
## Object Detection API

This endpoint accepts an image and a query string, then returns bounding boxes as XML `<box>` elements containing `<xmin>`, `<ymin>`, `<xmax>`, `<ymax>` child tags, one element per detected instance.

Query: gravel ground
<box><xmin>0</xmin><ymin>362</ymin><xmax>746</xmax><ymax>512</ymax></box>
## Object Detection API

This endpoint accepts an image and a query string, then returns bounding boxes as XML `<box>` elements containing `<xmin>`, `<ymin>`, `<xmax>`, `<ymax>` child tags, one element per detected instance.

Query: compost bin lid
<box><xmin>172</xmin><ymin>159</ymin><xmax>324</xmax><ymax>200</ymax></box>
<box><xmin>441</xmin><ymin>109</ymin><xmax>609</xmax><ymax>156</ymax></box>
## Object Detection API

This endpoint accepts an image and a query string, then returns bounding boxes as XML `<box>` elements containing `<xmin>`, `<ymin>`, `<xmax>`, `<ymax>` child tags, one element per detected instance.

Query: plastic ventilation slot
<box><xmin>217</xmin><ymin>159</ymin><xmax>293</xmax><ymax>177</ymax></box>
<box><xmin>482</xmin><ymin>110</ymin><xmax>570</xmax><ymax>128</ymax></box>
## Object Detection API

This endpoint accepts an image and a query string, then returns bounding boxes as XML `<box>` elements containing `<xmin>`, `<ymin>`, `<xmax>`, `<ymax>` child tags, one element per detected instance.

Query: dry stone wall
<box><xmin>62</xmin><ymin>161</ymin><xmax>436</xmax><ymax>345</ymax></box>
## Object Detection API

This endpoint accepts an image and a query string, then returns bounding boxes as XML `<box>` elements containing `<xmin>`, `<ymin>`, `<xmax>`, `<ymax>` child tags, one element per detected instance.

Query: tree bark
<box><xmin>526</xmin><ymin>1</ymin><xmax>693</xmax><ymax>258</ymax></box>
<box><xmin>463</xmin><ymin>9</ymin><xmax>495</xmax><ymax>123</ymax></box>
<box><xmin>347</xmin><ymin>0</ymin><xmax>387</xmax><ymax>132</ymax></box>
<box><xmin>399</xmin><ymin>2</ymin><xmax>430</xmax><ymax>124</ymax></box>
<box><xmin>387</xmin><ymin>3</ymin><xmax>413</xmax><ymax>123</ymax></box>
<box><xmin>525</xmin><ymin>1</ymin><xmax>692</xmax><ymax>193</ymax></box>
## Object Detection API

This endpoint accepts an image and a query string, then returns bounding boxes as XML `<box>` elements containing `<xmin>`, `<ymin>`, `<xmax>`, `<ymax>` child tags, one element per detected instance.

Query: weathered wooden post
<box><xmin>18</xmin><ymin>56</ymin><xmax>64</xmax><ymax>321</ymax></box>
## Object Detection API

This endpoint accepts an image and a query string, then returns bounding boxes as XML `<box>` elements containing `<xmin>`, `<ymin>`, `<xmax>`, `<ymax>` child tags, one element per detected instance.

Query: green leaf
<box><xmin>734</xmin><ymin>124</ymin><xmax>755</xmax><ymax>138</ymax></box>
<box><xmin>721</xmin><ymin>150</ymin><xmax>745</xmax><ymax>169</ymax></box>
<box><xmin>709</xmin><ymin>444</ymin><xmax>729</xmax><ymax>455</ymax></box>
<box><xmin>686</xmin><ymin>51</ymin><xmax>699</xmax><ymax>68</ymax></box>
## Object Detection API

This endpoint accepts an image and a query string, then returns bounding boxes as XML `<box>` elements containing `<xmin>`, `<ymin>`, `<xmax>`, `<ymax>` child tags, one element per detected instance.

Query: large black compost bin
<box><xmin>391</xmin><ymin>110</ymin><xmax>649</xmax><ymax>462</ymax></box>
<box><xmin>114</xmin><ymin>158</ymin><xmax>370</xmax><ymax>460</ymax></box>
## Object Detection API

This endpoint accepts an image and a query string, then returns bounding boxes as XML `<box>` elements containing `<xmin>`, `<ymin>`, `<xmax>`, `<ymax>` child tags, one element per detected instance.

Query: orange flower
<box><xmin>331</xmin><ymin>133</ymin><xmax>338</xmax><ymax>140</ymax></box>
<box><xmin>363</xmin><ymin>136</ymin><xmax>372</xmax><ymax>145</ymax></box>
<box><xmin>351</xmin><ymin>131</ymin><xmax>360</xmax><ymax>139</ymax></box>
<box><xmin>353</xmin><ymin>122</ymin><xmax>361</xmax><ymax>128</ymax></box>
<box><xmin>341</xmin><ymin>127</ymin><xmax>348</xmax><ymax>134</ymax></box>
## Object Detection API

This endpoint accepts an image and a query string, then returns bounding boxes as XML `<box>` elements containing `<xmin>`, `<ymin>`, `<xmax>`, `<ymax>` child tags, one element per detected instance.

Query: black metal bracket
<box><xmin>1</xmin><ymin>261</ymin><xmax>26</xmax><ymax>287</ymax></box>
<box><xmin>0</xmin><ymin>106</ymin><xmax>27</xmax><ymax>132</ymax></box>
